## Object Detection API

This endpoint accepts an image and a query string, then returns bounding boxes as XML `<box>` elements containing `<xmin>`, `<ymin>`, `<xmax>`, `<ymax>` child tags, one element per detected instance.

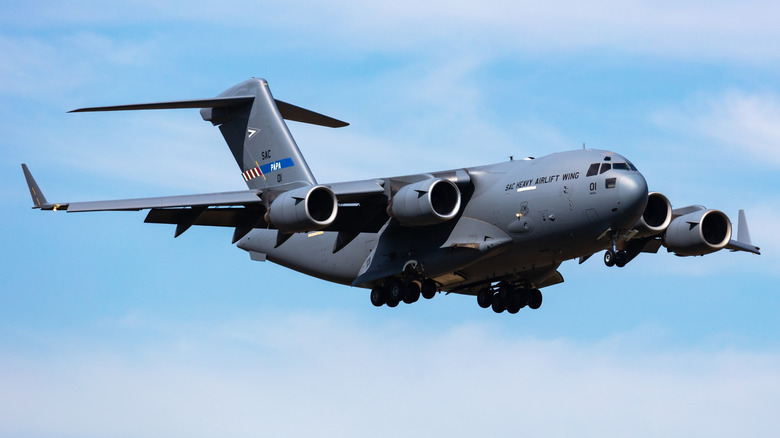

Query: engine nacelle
<box><xmin>633</xmin><ymin>192</ymin><xmax>673</xmax><ymax>238</ymax></box>
<box><xmin>664</xmin><ymin>209</ymin><xmax>732</xmax><ymax>256</ymax></box>
<box><xmin>266</xmin><ymin>185</ymin><xmax>338</xmax><ymax>233</ymax></box>
<box><xmin>388</xmin><ymin>178</ymin><xmax>461</xmax><ymax>226</ymax></box>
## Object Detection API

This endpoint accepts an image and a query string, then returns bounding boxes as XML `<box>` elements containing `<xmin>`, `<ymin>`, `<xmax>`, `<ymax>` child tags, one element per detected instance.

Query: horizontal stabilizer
<box><xmin>69</xmin><ymin>96</ymin><xmax>348</xmax><ymax>128</ymax></box>
<box><xmin>69</xmin><ymin>96</ymin><xmax>255</xmax><ymax>112</ymax></box>
<box><xmin>275</xmin><ymin>99</ymin><xmax>348</xmax><ymax>128</ymax></box>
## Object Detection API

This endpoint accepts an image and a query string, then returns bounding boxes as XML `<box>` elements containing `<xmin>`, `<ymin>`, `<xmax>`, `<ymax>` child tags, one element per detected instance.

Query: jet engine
<box><xmin>633</xmin><ymin>192</ymin><xmax>673</xmax><ymax>238</ymax></box>
<box><xmin>664</xmin><ymin>209</ymin><xmax>732</xmax><ymax>256</ymax></box>
<box><xmin>388</xmin><ymin>178</ymin><xmax>461</xmax><ymax>226</ymax></box>
<box><xmin>266</xmin><ymin>185</ymin><xmax>338</xmax><ymax>233</ymax></box>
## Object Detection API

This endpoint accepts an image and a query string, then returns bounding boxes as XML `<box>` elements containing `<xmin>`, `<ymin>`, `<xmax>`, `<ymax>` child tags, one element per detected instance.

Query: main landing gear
<box><xmin>370</xmin><ymin>278</ymin><xmax>437</xmax><ymax>307</ymax></box>
<box><xmin>476</xmin><ymin>282</ymin><xmax>543</xmax><ymax>314</ymax></box>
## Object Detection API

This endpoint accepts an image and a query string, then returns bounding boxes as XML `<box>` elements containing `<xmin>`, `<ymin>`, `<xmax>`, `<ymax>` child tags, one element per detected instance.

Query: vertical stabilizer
<box><xmin>200</xmin><ymin>78</ymin><xmax>317</xmax><ymax>190</ymax></box>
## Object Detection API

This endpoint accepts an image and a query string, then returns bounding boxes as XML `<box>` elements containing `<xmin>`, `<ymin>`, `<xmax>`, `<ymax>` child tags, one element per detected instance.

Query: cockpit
<box><xmin>585</xmin><ymin>158</ymin><xmax>638</xmax><ymax>177</ymax></box>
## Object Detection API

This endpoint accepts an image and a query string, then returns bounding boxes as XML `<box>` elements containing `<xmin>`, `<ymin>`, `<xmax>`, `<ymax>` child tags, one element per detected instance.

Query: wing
<box><xmin>22</xmin><ymin>164</ymin><xmax>390</xmax><ymax>244</ymax></box>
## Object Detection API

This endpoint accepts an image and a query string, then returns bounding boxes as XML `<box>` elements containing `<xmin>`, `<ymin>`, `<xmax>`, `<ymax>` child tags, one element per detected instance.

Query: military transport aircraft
<box><xmin>22</xmin><ymin>78</ymin><xmax>761</xmax><ymax>314</ymax></box>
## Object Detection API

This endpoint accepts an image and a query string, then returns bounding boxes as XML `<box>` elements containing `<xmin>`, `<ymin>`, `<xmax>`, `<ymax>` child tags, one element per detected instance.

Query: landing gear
<box><xmin>604</xmin><ymin>248</ymin><xmax>616</xmax><ymax>267</ymax></box>
<box><xmin>476</xmin><ymin>288</ymin><xmax>492</xmax><ymax>308</ymax></box>
<box><xmin>528</xmin><ymin>289</ymin><xmax>542</xmax><ymax>309</ymax></box>
<box><xmin>370</xmin><ymin>286</ymin><xmax>386</xmax><ymax>307</ymax></box>
<box><xmin>369</xmin><ymin>278</ymin><xmax>436</xmax><ymax>307</ymax></box>
<box><xmin>615</xmin><ymin>250</ymin><xmax>628</xmax><ymax>267</ymax></box>
<box><xmin>604</xmin><ymin>248</ymin><xmax>628</xmax><ymax>267</ymax></box>
<box><xmin>403</xmin><ymin>282</ymin><xmax>420</xmax><ymax>304</ymax></box>
<box><xmin>491</xmin><ymin>293</ymin><xmax>506</xmax><ymax>313</ymax></box>
<box><xmin>421</xmin><ymin>279</ymin><xmax>437</xmax><ymax>300</ymax></box>
<box><xmin>482</xmin><ymin>284</ymin><xmax>542</xmax><ymax>314</ymax></box>
<box><xmin>604</xmin><ymin>230</ymin><xmax>632</xmax><ymax>268</ymax></box>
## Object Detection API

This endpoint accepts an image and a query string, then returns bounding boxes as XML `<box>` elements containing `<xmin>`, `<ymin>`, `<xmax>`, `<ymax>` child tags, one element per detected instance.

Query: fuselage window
<box><xmin>600</xmin><ymin>163</ymin><xmax>611</xmax><ymax>174</ymax></box>
<box><xmin>586</xmin><ymin>163</ymin><xmax>600</xmax><ymax>177</ymax></box>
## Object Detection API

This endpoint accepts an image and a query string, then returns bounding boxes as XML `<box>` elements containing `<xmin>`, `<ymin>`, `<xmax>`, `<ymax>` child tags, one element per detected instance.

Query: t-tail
<box><xmin>69</xmin><ymin>78</ymin><xmax>348</xmax><ymax>190</ymax></box>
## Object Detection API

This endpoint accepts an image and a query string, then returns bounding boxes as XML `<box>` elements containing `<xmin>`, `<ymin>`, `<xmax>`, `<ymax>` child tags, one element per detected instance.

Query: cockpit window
<box><xmin>613</xmin><ymin>162</ymin><xmax>629</xmax><ymax>171</ymax></box>
<box><xmin>626</xmin><ymin>160</ymin><xmax>638</xmax><ymax>171</ymax></box>
<box><xmin>586</xmin><ymin>163</ymin><xmax>600</xmax><ymax>177</ymax></box>
<box><xmin>600</xmin><ymin>163</ymin><xmax>611</xmax><ymax>174</ymax></box>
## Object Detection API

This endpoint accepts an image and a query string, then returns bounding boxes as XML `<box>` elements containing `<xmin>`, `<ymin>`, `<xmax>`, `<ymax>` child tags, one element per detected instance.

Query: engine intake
<box><xmin>266</xmin><ymin>185</ymin><xmax>338</xmax><ymax>233</ymax></box>
<box><xmin>388</xmin><ymin>178</ymin><xmax>461</xmax><ymax>226</ymax></box>
<box><xmin>634</xmin><ymin>192</ymin><xmax>672</xmax><ymax>238</ymax></box>
<box><xmin>664</xmin><ymin>209</ymin><xmax>732</xmax><ymax>256</ymax></box>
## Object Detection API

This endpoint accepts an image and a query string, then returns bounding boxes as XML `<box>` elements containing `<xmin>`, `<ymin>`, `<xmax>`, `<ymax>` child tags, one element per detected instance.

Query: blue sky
<box><xmin>2</xmin><ymin>1</ymin><xmax>780</xmax><ymax>436</ymax></box>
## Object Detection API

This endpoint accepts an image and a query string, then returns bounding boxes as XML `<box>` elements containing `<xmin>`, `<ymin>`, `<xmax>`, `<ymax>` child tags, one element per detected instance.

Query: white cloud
<box><xmin>1</xmin><ymin>312</ymin><xmax>779</xmax><ymax>437</ymax></box>
<box><xmin>652</xmin><ymin>91</ymin><xmax>780</xmax><ymax>167</ymax></box>
<box><xmin>6</xmin><ymin>1</ymin><xmax>780</xmax><ymax>63</ymax></box>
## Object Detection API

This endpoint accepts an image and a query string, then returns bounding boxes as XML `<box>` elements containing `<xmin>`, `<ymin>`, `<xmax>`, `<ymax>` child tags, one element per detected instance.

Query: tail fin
<box><xmin>70</xmin><ymin>78</ymin><xmax>348</xmax><ymax>190</ymax></box>
<box><xmin>200</xmin><ymin>78</ymin><xmax>347</xmax><ymax>190</ymax></box>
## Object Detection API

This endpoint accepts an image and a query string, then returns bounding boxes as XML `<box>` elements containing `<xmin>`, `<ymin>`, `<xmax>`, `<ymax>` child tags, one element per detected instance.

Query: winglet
<box><xmin>726</xmin><ymin>209</ymin><xmax>760</xmax><ymax>255</ymax></box>
<box><xmin>21</xmin><ymin>164</ymin><xmax>49</xmax><ymax>208</ymax></box>
<box><xmin>21</xmin><ymin>164</ymin><xmax>66</xmax><ymax>211</ymax></box>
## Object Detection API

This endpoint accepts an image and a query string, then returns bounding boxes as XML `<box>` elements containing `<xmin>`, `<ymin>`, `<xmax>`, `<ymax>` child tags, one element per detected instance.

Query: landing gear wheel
<box><xmin>518</xmin><ymin>289</ymin><xmax>529</xmax><ymax>309</ymax></box>
<box><xmin>403</xmin><ymin>282</ymin><xmax>420</xmax><ymax>304</ymax></box>
<box><xmin>506</xmin><ymin>291</ymin><xmax>522</xmax><ymax>314</ymax></box>
<box><xmin>528</xmin><ymin>289</ymin><xmax>543</xmax><ymax>310</ymax></box>
<box><xmin>604</xmin><ymin>249</ymin><xmax>616</xmax><ymax>267</ymax></box>
<box><xmin>421</xmin><ymin>279</ymin><xmax>437</xmax><ymax>300</ymax></box>
<box><xmin>386</xmin><ymin>296</ymin><xmax>399</xmax><ymax>307</ymax></box>
<box><xmin>370</xmin><ymin>287</ymin><xmax>386</xmax><ymax>307</ymax></box>
<box><xmin>491</xmin><ymin>293</ymin><xmax>506</xmax><ymax>313</ymax></box>
<box><xmin>477</xmin><ymin>288</ymin><xmax>492</xmax><ymax>309</ymax></box>
<box><xmin>615</xmin><ymin>250</ymin><xmax>628</xmax><ymax>268</ymax></box>
<box><xmin>498</xmin><ymin>281</ymin><xmax>512</xmax><ymax>300</ymax></box>
<box><xmin>388</xmin><ymin>280</ymin><xmax>406</xmax><ymax>303</ymax></box>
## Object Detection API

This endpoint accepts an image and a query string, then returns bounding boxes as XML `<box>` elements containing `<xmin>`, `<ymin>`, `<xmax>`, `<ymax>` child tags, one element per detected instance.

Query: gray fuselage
<box><xmin>237</xmin><ymin>149</ymin><xmax>648</xmax><ymax>294</ymax></box>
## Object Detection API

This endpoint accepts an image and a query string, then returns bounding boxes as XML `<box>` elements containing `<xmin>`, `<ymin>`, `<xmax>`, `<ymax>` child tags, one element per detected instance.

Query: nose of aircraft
<box><xmin>619</xmin><ymin>171</ymin><xmax>649</xmax><ymax>222</ymax></box>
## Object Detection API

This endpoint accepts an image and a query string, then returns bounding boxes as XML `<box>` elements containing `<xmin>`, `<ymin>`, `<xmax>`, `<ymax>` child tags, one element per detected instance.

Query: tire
<box><xmin>615</xmin><ymin>250</ymin><xmax>628</xmax><ymax>268</ymax></box>
<box><xmin>604</xmin><ymin>249</ymin><xmax>616</xmax><ymax>267</ymax></box>
<box><xmin>389</xmin><ymin>280</ymin><xmax>406</xmax><ymax>302</ymax></box>
<box><xmin>370</xmin><ymin>287</ymin><xmax>386</xmax><ymax>307</ymax></box>
<box><xmin>477</xmin><ymin>288</ymin><xmax>492</xmax><ymax>308</ymax></box>
<box><xmin>386</xmin><ymin>295</ymin><xmax>400</xmax><ymax>307</ymax></box>
<box><xmin>528</xmin><ymin>289</ymin><xmax>543</xmax><ymax>310</ymax></box>
<box><xmin>421</xmin><ymin>279</ymin><xmax>437</xmax><ymax>299</ymax></box>
<box><xmin>506</xmin><ymin>292</ymin><xmax>521</xmax><ymax>314</ymax></box>
<box><xmin>498</xmin><ymin>281</ymin><xmax>512</xmax><ymax>300</ymax></box>
<box><xmin>403</xmin><ymin>282</ymin><xmax>420</xmax><ymax>304</ymax></box>
<box><xmin>491</xmin><ymin>293</ymin><xmax>506</xmax><ymax>313</ymax></box>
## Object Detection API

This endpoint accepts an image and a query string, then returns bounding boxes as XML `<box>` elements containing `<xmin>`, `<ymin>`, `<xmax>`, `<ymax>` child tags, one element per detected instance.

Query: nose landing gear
<box><xmin>603</xmin><ymin>230</ymin><xmax>631</xmax><ymax>267</ymax></box>
<box><xmin>603</xmin><ymin>248</ymin><xmax>628</xmax><ymax>267</ymax></box>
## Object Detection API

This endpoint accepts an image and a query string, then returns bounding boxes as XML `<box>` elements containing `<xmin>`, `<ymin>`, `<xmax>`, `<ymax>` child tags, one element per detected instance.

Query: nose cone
<box><xmin>619</xmin><ymin>172</ymin><xmax>649</xmax><ymax>222</ymax></box>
